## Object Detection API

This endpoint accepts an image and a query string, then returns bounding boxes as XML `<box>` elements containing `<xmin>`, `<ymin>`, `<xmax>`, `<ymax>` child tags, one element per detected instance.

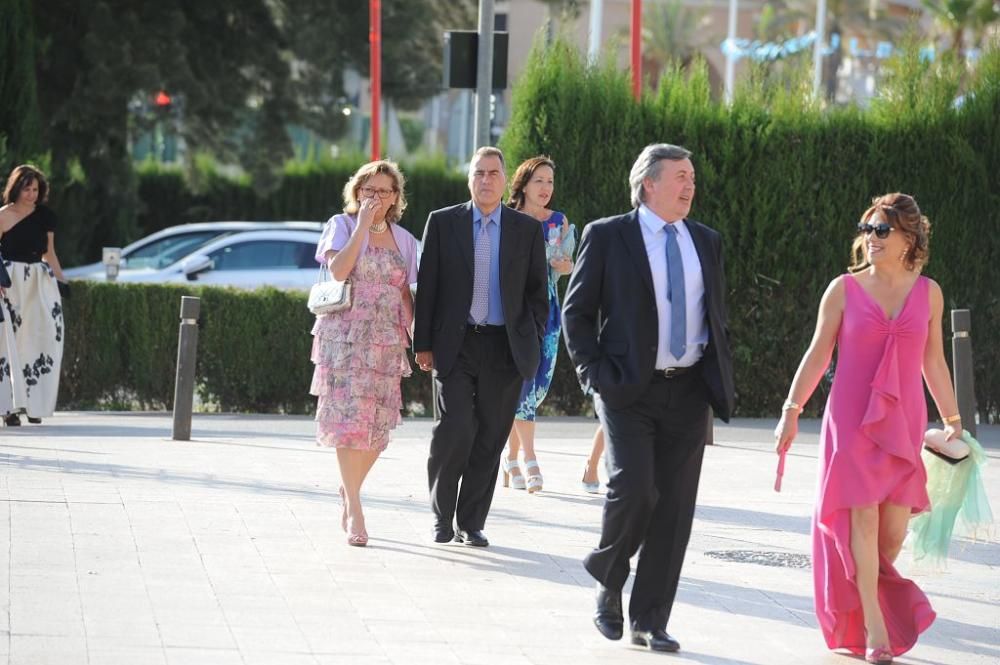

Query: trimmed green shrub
<box><xmin>501</xmin><ymin>38</ymin><xmax>1000</xmax><ymax>422</ymax></box>
<box><xmin>60</xmin><ymin>281</ymin><xmax>434</xmax><ymax>414</ymax></box>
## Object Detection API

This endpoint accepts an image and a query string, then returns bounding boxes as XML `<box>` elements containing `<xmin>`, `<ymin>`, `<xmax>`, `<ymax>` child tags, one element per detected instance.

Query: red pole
<box><xmin>631</xmin><ymin>0</ymin><xmax>641</xmax><ymax>99</ymax></box>
<box><xmin>370</xmin><ymin>0</ymin><xmax>381</xmax><ymax>160</ymax></box>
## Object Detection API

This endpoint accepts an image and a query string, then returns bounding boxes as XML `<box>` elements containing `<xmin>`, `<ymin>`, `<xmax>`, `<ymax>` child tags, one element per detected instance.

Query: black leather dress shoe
<box><xmin>593</xmin><ymin>582</ymin><xmax>623</xmax><ymax>641</ymax></box>
<box><xmin>4</xmin><ymin>414</ymin><xmax>20</xmax><ymax>427</ymax></box>
<box><xmin>454</xmin><ymin>529</ymin><xmax>489</xmax><ymax>547</ymax></box>
<box><xmin>432</xmin><ymin>527</ymin><xmax>455</xmax><ymax>543</ymax></box>
<box><xmin>631</xmin><ymin>628</ymin><xmax>680</xmax><ymax>652</ymax></box>
<box><xmin>27</xmin><ymin>417</ymin><xmax>41</xmax><ymax>424</ymax></box>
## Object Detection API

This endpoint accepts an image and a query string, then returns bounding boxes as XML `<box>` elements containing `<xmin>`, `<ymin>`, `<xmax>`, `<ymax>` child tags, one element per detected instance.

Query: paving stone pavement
<box><xmin>0</xmin><ymin>413</ymin><xmax>997</xmax><ymax>665</ymax></box>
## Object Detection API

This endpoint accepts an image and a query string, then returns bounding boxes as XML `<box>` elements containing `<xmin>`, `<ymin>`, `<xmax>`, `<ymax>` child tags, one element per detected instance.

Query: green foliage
<box><xmin>60</xmin><ymin>281</ymin><xmax>434</xmax><ymax>414</ymax></box>
<box><xmin>0</xmin><ymin>0</ymin><xmax>41</xmax><ymax>159</ymax></box>
<box><xmin>502</xmin><ymin>36</ymin><xmax>1000</xmax><ymax>421</ymax></box>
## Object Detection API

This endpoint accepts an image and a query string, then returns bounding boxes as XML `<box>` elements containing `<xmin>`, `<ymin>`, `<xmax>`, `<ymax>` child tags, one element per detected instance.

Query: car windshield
<box><xmin>125</xmin><ymin>231</ymin><xmax>232</xmax><ymax>270</ymax></box>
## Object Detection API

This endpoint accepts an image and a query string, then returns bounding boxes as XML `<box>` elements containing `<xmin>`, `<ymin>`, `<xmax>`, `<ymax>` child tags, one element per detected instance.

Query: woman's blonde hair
<box><xmin>849</xmin><ymin>192</ymin><xmax>930</xmax><ymax>273</ymax></box>
<box><xmin>342</xmin><ymin>160</ymin><xmax>407</xmax><ymax>224</ymax></box>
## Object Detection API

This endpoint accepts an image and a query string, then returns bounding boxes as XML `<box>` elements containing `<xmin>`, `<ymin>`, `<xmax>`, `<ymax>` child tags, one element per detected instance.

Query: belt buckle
<box><xmin>661</xmin><ymin>367</ymin><xmax>678</xmax><ymax>379</ymax></box>
<box><xmin>470</xmin><ymin>323</ymin><xmax>484</xmax><ymax>334</ymax></box>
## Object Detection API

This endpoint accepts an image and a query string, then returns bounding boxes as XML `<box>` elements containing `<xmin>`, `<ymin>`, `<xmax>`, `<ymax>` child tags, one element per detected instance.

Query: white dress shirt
<box><xmin>637</xmin><ymin>205</ymin><xmax>708</xmax><ymax>369</ymax></box>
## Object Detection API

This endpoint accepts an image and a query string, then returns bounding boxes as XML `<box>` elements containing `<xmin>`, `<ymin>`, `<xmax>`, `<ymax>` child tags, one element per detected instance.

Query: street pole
<box><xmin>474</xmin><ymin>0</ymin><xmax>496</xmax><ymax>148</ymax></box>
<box><xmin>370</xmin><ymin>0</ymin><xmax>381</xmax><ymax>160</ymax></box>
<box><xmin>631</xmin><ymin>0</ymin><xmax>642</xmax><ymax>99</ymax></box>
<box><xmin>951</xmin><ymin>309</ymin><xmax>978</xmax><ymax>437</ymax></box>
<box><xmin>724</xmin><ymin>0</ymin><xmax>738</xmax><ymax>103</ymax></box>
<box><xmin>812</xmin><ymin>0</ymin><xmax>827</xmax><ymax>99</ymax></box>
<box><xmin>171</xmin><ymin>296</ymin><xmax>200</xmax><ymax>441</ymax></box>
<box><xmin>588</xmin><ymin>0</ymin><xmax>604</xmax><ymax>62</ymax></box>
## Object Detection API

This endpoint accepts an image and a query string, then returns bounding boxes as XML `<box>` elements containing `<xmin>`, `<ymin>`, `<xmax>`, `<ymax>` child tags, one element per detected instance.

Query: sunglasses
<box><xmin>857</xmin><ymin>222</ymin><xmax>894</xmax><ymax>239</ymax></box>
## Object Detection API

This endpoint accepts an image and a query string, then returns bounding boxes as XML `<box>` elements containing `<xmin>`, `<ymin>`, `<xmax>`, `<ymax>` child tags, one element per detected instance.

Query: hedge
<box><xmin>500</xmin><ymin>38</ymin><xmax>1000</xmax><ymax>422</ymax></box>
<box><xmin>59</xmin><ymin>281</ymin><xmax>434</xmax><ymax>414</ymax></box>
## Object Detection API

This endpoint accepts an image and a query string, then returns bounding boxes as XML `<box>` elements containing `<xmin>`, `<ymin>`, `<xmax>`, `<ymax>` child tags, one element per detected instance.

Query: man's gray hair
<box><xmin>628</xmin><ymin>143</ymin><xmax>692</xmax><ymax>209</ymax></box>
<box><xmin>470</xmin><ymin>146</ymin><xmax>505</xmax><ymax>171</ymax></box>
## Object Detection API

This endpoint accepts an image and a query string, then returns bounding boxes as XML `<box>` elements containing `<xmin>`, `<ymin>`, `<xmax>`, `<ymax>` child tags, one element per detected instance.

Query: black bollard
<box><xmin>950</xmin><ymin>309</ymin><xmax>977</xmax><ymax>437</ymax></box>
<box><xmin>172</xmin><ymin>296</ymin><xmax>201</xmax><ymax>441</ymax></box>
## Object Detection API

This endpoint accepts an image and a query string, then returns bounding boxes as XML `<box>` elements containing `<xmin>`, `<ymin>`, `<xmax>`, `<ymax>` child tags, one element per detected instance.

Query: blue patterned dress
<box><xmin>515</xmin><ymin>211</ymin><xmax>575</xmax><ymax>421</ymax></box>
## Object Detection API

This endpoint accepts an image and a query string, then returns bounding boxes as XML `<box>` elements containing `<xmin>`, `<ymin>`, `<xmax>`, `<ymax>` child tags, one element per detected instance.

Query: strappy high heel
<box><xmin>346</xmin><ymin>517</ymin><xmax>368</xmax><ymax>547</ymax></box>
<box><xmin>581</xmin><ymin>462</ymin><xmax>600</xmax><ymax>493</ymax></box>
<box><xmin>502</xmin><ymin>458</ymin><xmax>526</xmax><ymax>490</ymax></box>
<box><xmin>522</xmin><ymin>459</ymin><xmax>543</xmax><ymax>493</ymax></box>
<box><xmin>865</xmin><ymin>647</ymin><xmax>893</xmax><ymax>664</ymax></box>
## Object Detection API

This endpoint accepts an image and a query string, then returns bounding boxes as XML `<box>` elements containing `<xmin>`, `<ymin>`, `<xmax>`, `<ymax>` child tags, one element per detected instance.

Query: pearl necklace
<box><xmin>369</xmin><ymin>221</ymin><xmax>388</xmax><ymax>234</ymax></box>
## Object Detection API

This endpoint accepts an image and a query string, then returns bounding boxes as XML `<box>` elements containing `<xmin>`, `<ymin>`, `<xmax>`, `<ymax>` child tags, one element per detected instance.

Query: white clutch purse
<box><xmin>308</xmin><ymin>264</ymin><xmax>352</xmax><ymax>315</ymax></box>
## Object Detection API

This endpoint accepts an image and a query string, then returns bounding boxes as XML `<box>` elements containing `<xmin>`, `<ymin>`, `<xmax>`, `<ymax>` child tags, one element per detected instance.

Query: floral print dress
<box><xmin>310</xmin><ymin>215</ymin><xmax>416</xmax><ymax>452</ymax></box>
<box><xmin>515</xmin><ymin>211</ymin><xmax>575</xmax><ymax>421</ymax></box>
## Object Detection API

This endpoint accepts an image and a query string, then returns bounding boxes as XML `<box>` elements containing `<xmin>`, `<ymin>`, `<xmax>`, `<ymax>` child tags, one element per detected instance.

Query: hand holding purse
<box><xmin>308</xmin><ymin>263</ymin><xmax>352</xmax><ymax>315</ymax></box>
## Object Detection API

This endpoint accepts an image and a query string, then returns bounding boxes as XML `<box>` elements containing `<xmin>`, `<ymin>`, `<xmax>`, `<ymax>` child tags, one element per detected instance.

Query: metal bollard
<box><xmin>950</xmin><ymin>309</ymin><xmax>977</xmax><ymax>437</ymax></box>
<box><xmin>172</xmin><ymin>296</ymin><xmax>201</xmax><ymax>441</ymax></box>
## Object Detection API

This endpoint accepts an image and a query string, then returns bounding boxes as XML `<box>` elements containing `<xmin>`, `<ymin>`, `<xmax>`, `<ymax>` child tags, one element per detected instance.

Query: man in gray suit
<box><xmin>414</xmin><ymin>146</ymin><xmax>549</xmax><ymax>547</ymax></box>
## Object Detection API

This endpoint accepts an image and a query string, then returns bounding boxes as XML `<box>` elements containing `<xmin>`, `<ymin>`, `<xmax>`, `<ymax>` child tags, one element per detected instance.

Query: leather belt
<box><xmin>467</xmin><ymin>323</ymin><xmax>506</xmax><ymax>334</ymax></box>
<box><xmin>653</xmin><ymin>364</ymin><xmax>699</xmax><ymax>380</ymax></box>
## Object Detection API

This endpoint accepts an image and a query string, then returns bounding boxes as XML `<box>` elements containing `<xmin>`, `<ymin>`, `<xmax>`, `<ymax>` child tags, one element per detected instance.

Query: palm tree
<box><xmin>641</xmin><ymin>0</ymin><xmax>719</xmax><ymax>81</ymax></box>
<box><xmin>922</xmin><ymin>0</ymin><xmax>1000</xmax><ymax>53</ymax></box>
<box><xmin>764</xmin><ymin>0</ymin><xmax>906</xmax><ymax>100</ymax></box>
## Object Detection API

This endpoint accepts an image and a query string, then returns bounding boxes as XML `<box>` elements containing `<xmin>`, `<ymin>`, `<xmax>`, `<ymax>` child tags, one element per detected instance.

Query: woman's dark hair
<box><xmin>3</xmin><ymin>164</ymin><xmax>49</xmax><ymax>205</ymax></box>
<box><xmin>507</xmin><ymin>156</ymin><xmax>555</xmax><ymax>211</ymax></box>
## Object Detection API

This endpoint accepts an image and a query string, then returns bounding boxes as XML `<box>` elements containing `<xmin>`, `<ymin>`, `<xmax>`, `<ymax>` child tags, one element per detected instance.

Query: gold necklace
<box><xmin>369</xmin><ymin>221</ymin><xmax>388</xmax><ymax>234</ymax></box>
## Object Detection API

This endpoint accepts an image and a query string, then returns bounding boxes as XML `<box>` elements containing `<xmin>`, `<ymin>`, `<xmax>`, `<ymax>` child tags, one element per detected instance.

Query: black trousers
<box><xmin>427</xmin><ymin>327</ymin><xmax>523</xmax><ymax>532</ymax></box>
<box><xmin>585</xmin><ymin>371</ymin><xmax>711</xmax><ymax>631</ymax></box>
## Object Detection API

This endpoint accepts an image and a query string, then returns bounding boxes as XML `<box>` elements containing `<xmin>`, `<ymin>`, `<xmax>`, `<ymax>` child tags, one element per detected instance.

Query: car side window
<box><xmin>210</xmin><ymin>241</ymin><xmax>309</xmax><ymax>271</ymax></box>
<box><xmin>127</xmin><ymin>231</ymin><xmax>223</xmax><ymax>270</ymax></box>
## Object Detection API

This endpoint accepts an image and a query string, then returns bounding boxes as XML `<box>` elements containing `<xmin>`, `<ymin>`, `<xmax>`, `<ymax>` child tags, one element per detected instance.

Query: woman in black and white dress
<box><xmin>0</xmin><ymin>165</ymin><xmax>65</xmax><ymax>426</ymax></box>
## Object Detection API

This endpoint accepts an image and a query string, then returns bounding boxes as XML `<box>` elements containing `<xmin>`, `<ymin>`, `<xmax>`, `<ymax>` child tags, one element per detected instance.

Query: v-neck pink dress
<box><xmin>813</xmin><ymin>274</ymin><xmax>936</xmax><ymax>656</ymax></box>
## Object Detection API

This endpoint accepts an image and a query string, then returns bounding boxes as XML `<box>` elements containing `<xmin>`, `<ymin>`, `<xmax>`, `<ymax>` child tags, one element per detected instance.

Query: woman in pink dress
<box><xmin>774</xmin><ymin>193</ymin><xmax>962</xmax><ymax>664</ymax></box>
<box><xmin>311</xmin><ymin>160</ymin><xmax>418</xmax><ymax>547</ymax></box>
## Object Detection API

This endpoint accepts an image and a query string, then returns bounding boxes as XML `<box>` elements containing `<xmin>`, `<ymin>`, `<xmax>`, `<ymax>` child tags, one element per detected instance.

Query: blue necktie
<box><xmin>664</xmin><ymin>224</ymin><xmax>686</xmax><ymax>359</ymax></box>
<box><xmin>470</xmin><ymin>218</ymin><xmax>492</xmax><ymax>324</ymax></box>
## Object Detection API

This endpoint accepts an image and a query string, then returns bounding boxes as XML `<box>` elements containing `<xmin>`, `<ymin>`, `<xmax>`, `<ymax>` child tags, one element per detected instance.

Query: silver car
<box><xmin>64</xmin><ymin>221</ymin><xmax>324</xmax><ymax>281</ymax></box>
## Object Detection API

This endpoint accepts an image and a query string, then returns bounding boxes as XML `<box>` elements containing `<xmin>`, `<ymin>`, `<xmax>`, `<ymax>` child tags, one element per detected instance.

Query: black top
<box><xmin>1</xmin><ymin>204</ymin><xmax>58</xmax><ymax>263</ymax></box>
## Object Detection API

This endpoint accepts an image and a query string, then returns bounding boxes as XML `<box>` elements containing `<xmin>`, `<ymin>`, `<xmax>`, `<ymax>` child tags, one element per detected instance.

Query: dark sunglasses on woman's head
<box><xmin>857</xmin><ymin>222</ymin><xmax>894</xmax><ymax>239</ymax></box>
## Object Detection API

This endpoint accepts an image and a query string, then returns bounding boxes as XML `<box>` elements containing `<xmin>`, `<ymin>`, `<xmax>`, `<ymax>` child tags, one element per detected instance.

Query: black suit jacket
<box><xmin>413</xmin><ymin>202</ymin><xmax>549</xmax><ymax>380</ymax></box>
<box><xmin>562</xmin><ymin>209</ymin><xmax>735</xmax><ymax>420</ymax></box>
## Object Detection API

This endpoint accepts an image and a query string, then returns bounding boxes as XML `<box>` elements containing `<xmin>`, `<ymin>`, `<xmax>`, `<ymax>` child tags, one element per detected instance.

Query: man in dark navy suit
<box><xmin>562</xmin><ymin>143</ymin><xmax>735</xmax><ymax>652</ymax></box>
<box><xmin>413</xmin><ymin>146</ymin><xmax>549</xmax><ymax>548</ymax></box>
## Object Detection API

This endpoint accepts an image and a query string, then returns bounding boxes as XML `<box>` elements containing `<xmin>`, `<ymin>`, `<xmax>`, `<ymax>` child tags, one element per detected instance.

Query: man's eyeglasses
<box><xmin>359</xmin><ymin>186</ymin><xmax>395</xmax><ymax>199</ymax></box>
<box><xmin>857</xmin><ymin>222</ymin><xmax>893</xmax><ymax>239</ymax></box>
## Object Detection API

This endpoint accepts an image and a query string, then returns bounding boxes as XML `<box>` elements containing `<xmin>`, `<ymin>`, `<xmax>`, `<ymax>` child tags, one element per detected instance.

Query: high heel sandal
<box><xmin>346</xmin><ymin>517</ymin><xmax>368</xmax><ymax>547</ymax></box>
<box><xmin>581</xmin><ymin>462</ymin><xmax>600</xmax><ymax>494</ymax></box>
<box><xmin>865</xmin><ymin>647</ymin><xmax>893</xmax><ymax>664</ymax></box>
<box><xmin>501</xmin><ymin>458</ymin><xmax>526</xmax><ymax>490</ymax></box>
<box><xmin>522</xmin><ymin>459</ymin><xmax>543</xmax><ymax>493</ymax></box>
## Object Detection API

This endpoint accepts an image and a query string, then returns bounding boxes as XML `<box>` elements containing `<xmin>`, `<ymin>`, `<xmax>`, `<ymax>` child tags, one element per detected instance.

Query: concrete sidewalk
<box><xmin>0</xmin><ymin>414</ymin><xmax>997</xmax><ymax>665</ymax></box>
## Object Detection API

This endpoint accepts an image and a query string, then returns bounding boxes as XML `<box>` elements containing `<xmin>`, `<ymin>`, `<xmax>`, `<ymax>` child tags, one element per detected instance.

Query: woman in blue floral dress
<box><xmin>501</xmin><ymin>157</ymin><xmax>575</xmax><ymax>493</ymax></box>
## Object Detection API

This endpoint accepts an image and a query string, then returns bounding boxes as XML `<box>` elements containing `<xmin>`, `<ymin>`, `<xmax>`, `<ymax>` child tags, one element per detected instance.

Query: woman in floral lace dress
<box><xmin>311</xmin><ymin>160</ymin><xmax>418</xmax><ymax>546</ymax></box>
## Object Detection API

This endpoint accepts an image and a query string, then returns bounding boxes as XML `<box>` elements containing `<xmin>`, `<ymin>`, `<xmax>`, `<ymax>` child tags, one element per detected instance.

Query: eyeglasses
<box><xmin>857</xmin><ymin>222</ymin><xmax>894</xmax><ymax>239</ymax></box>
<box><xmin>359</xmin><ymin>186</ymin><xmax>395</xmax><ymax>199</ymax></box>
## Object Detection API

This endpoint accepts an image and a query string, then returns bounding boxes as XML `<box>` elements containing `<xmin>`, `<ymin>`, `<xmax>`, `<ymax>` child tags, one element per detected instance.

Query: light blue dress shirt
<box><xmin>470</xmin><ymin>206</ymin><xmax>505</xmax><ymax>325</ymax></box>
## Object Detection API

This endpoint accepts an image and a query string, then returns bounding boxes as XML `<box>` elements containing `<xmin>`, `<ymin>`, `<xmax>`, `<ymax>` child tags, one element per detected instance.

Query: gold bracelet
<box><xmin>942</xmin><ymin>414</ymin><xmax>962</xmax><ymax>425</ymax></box>
<box><xmin>782</xmin><ymin>399</ymin><xmax>802</xmax><ymax>413</ymax></box>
